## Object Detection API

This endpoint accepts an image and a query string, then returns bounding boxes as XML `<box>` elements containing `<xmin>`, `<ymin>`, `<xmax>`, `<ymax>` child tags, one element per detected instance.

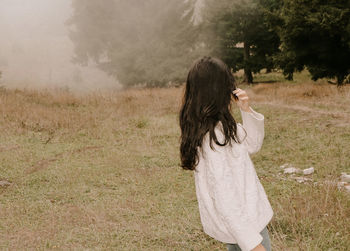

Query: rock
<box><xmin>337</xmin><ymin>182</ymin><xmax>347</xmax><ymax>188</ymax></box>
<box><xmin>0</xmin><ymin>180</ymin><xmax>11</xmax><ymax>187</ymax></box>
<box><xmin>293</xmin><ymin>176</ymin><xmax>312</xmax><ymax>183</ymax></box>
<box><xmin>340</xmin><ymin>173</ymin><xmax>350</xmax><ymax>183</ymax></box>
<box><xmin>279</xmin><ymin>163</ymin><xmax>290</xmax><ymax>169</ymax></box>
<box><xmin>283</xmin><ymin>167</ymin><xmax>300</xmax><ymax>174</ymax></box>
<box><xmin>303</xmin><ymin>167</ymin><xmax>314</xmax><ymax>175</ymax></box>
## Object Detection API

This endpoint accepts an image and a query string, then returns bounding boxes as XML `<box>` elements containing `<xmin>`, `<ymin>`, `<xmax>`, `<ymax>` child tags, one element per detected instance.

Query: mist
<box><xmin>0</xmin><ymin>0</ymin><xmax>119</xmax><ymax>92</ymax></box>
<box><xmin>0</xmin><ymin>0</ymin><xmax>207</xmax><ymax>91</ymax></box>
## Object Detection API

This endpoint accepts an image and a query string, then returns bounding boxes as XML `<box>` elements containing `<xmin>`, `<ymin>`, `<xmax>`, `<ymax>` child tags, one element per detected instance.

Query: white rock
<box><xmin>293</xmin><ymin>177</ymin><xmax>311</xmax><ymax>183</ymax></box>
<box><xmin>284</xmin><ymin>167</ymin><xmax>300</xmax><ymax>174</ymax></box>
<box><xmin>280</xmin><ymin>163</ymin><xmax>290</xmax><ymax>169</ymax></box>
<box><xmin>340</xmin><ymin>173</ymin><xmax>350</xmax><ymax>183</ymax></box>
<box><xmin>293</xmin><ymin>176</ymin><xmax>312</xmax><ymax>183</ymax></box>
<box><xmin>337</xmin><ymin>182</ymin><xmax>347</xmax><ymax>188</ymax></box>
<box><xmin>303</xmin><ymin>167</ymin><xmax>314</xmax><ymax>175</ymax></box>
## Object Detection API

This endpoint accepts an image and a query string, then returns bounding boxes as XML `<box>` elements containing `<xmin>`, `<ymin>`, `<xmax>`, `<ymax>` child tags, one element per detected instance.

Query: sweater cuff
<box><xmin>240</xmin><ymin>106</ymin><xmax>264</xmax><ymax>121</ymax></box>
<box><xmin>241</xmin><ymin>232</ymin><xmax>263</xmax><ymax>251</ymax></box>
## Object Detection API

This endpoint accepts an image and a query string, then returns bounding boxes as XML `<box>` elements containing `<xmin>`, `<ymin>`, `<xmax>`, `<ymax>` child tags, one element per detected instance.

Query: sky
<box><xmin>0</xmin><ymin>0</ymin><xmax>118</xmax><ymax>92</ymax></box>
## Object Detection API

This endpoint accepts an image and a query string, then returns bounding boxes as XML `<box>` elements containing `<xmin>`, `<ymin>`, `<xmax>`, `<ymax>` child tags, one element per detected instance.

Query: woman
<box><xmin>179</xmin><ymin>56</ymin><xmax>274</xmax><ymax>251</ymax></box>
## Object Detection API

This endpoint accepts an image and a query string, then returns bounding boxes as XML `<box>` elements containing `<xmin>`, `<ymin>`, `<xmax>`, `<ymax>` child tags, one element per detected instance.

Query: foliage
<box><xmin>67</xmin><ymin>0</ymin><xmax>207</xmax><ymax>87</ymax></box>
<box><xmin>203</xmin><ymin>0</ymin><xmax>280</xmax><ymax>83</ymax></box>
<box><xmin>269</xmin><ymin>0</ymin><xmax>350</xmax><ymax>84</ymax></box>
<box><xmin>67</xmin><ymin>0</ymin><xmax>350</xmax><ymax>86</ymax></box>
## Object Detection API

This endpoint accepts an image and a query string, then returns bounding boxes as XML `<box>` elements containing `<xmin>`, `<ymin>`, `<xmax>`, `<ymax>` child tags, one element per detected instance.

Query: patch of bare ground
<box><xmin>247</xmin><ymin>82</ymin><xmax>350</xmax><ymax>126</ymax></box>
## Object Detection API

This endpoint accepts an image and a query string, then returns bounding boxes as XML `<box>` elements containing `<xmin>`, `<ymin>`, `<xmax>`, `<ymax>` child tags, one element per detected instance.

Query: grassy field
<box><xmin>0</xmin><ymin>72</ymin><xmax>350</xmax><ymax>250</ymax></box>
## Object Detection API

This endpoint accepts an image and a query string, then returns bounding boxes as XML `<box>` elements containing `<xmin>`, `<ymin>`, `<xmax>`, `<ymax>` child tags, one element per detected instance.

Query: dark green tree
<box><xmin>67</xmin><ymin>0</ymin><xmax>207</xmax><ymax>87</ymax></box>
<box><xmin>204</xmin><ymin>0</ymin><xmax>280</xmax><ymax>83</ymax></box>
<box><xmin>271</xmin><ymin>0</ymin><xmax>350</xmax><ymax>85</ymax></box>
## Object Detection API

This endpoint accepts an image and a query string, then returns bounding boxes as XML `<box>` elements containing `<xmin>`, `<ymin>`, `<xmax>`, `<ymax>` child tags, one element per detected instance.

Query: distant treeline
<box><xmin>68</xmin><ymin>0</ymin><xmax>350</xmax><ymax>87</ymax></box>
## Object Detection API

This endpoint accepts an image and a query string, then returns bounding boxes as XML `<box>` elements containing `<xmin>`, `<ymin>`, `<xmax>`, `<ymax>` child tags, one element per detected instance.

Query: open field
<box><xmin>0</xmin><ymin>72</ymin><xmax>350</xmax><ymax>250</ymax></box>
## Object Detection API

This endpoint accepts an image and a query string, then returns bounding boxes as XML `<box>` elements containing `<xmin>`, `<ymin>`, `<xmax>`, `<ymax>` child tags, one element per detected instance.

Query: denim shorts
<box><xmin>226</xmin><ymin>226</ymin><xmax>271</xmax><ymax>251</ymax></box>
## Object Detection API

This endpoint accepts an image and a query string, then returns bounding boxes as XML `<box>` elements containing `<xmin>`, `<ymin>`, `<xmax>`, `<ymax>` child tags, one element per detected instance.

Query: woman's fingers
<box><xmin>236</xmin><ymin>92</ymin><xmax>246</xmax><ymax>97</ymax></box>
<box><xmin>232</xmin><ymin>89</ymin><xmax>243</xmax><ymax>95</ymax></box>
<box><xmin>233</xmin><ymin>88</ymin><xmax>250</xmax><ymax>110</ymax></box>
<box><xmin>233</xmin><ymin>89</ymin><xmax>247</xmax><ymax>98</ymax></box>
<box><xmin>233</xmin><ymin>89</ymin><xmax>250</xmax><ymax>104</ymax></box>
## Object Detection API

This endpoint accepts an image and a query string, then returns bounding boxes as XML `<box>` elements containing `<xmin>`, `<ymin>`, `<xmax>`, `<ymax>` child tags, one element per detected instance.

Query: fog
<box><xmin>0</xmin><ymin>0</ymin><xmax>207</xmax><ymax>92</ymax></box>
<box><xmin>0</xmin><ymin>0</ymin><xmax>118</xmax><ymax>92</ymax></box>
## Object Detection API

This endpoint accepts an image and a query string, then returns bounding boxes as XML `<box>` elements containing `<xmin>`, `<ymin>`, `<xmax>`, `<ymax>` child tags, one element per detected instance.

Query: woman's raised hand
<box><xmin>232</xmin><ymin>88</ymin><xmax>252</xmax><ymax>113</ymax></box>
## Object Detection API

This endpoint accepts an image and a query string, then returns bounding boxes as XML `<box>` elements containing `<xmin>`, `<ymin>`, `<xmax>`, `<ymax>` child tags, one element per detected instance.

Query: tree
<box><xmin>67</xmin><ymin>0</ymin><xmax>207</xmax><ymax>87</ymax></box>
<box><xmin>203</xmin><ymin>0</ymin><xmax>280</xmax><ymax>83</ymax></box>
<box><xmin>271</xmin><ymin>0</ymin><xmax>350</xmax><ymax>85</ymax></box>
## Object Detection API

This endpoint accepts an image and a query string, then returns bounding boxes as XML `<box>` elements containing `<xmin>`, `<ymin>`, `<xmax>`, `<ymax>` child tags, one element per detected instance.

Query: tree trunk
<box><xmin>243</xmin><ymin>41</ymin><xmax>253</xmax><ymax>84</ymax></box>
<box><xmin>336</xmin><ymin>74</ymin><xmax>345</xmax><ymax>87</ymax></box>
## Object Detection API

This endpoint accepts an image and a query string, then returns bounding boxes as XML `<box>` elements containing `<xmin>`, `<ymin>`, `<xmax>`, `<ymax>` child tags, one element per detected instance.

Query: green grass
<box><xmin>0</xmin><ymin>80</ymin><xmax>349</xmax><ymax>250</ymax></box>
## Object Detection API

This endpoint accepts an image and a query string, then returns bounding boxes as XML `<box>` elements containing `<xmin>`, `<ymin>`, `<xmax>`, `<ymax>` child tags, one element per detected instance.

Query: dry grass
<box><xmin>248</xmin><ymin>80</ymin><xmax>350</xmax><ymax>127</ymax></box>
<box><xmin>0</xmin><ymin>74</ymin><xmax>350</xmax><ymax>250</ymax></box>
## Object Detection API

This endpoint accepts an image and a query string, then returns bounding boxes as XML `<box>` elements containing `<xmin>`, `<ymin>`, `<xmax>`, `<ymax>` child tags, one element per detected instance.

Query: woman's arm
<box><xmin>238</xmin><ymin>107</ymin><xmax>265</xmax><ymax>154</ymax></box>
<box><xmin>233</xmin><ymin>88</ymin><xmax>265</xmax><ymax>154</ymax></box>
<box><xmin>232</xmin><ymin>88</ymin><xmax>251</xmax><ymax>112</ymax></box>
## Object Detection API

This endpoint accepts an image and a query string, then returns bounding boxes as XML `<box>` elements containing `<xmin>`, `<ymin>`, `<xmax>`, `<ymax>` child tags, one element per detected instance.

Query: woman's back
<box><xmin>194</xmin><ymin>107</ymin><xmax>274</xmax><ymax>251</ymax></box>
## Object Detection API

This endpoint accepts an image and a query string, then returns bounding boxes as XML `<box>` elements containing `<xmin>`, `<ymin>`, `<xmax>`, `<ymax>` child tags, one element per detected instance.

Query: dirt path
<box><xmin>254</xmin><ymin>101</ymin><xmax>350</xmax><ymax>128</ymax></box>
<box><xmin>256</xmin><ymin>100</ymin><xmax>350</xmax><ymax>119</ymax></box>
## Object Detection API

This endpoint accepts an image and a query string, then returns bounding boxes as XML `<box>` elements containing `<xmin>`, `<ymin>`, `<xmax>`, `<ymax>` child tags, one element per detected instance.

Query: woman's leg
<box><xmin>260</xmin><ymin>226</ymin><xmax>272</xmax><ymax>251</ymax></box>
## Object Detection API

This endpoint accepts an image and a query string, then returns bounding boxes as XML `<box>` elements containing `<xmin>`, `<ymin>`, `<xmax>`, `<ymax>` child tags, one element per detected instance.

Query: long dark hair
<box><xmin>179</xmin><ymin>56</ymin><xmax>241</xmax><ymax>171</ymax></box>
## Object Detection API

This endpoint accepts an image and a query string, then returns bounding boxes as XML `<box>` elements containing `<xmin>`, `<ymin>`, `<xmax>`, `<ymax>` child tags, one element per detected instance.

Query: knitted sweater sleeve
<box><xmin>205</xmin><ymin>107</ymin><xmax>265</xmax><ymax>251</ymax></box>
<box><xmin>238</xmin><ymin>106</ymin><xmax>265</xmax><ymax>154</ymax></box>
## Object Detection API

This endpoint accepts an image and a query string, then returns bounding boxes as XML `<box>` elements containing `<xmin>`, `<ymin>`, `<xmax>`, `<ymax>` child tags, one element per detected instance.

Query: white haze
<box><xmin>0</xmin><ymin>0</ymin><xmax>119</xmax><ymax>93</ymax></box>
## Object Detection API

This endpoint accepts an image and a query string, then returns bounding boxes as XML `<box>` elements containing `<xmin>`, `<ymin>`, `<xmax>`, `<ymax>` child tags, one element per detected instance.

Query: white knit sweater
<box><xmin>194</xmin><ymin>107</ymin><xmax>274</xmax><ymax>251</ymax></box>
